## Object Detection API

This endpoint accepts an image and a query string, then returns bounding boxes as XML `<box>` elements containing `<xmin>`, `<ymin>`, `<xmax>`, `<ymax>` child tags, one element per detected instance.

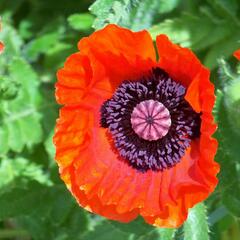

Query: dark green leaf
<box><xmin>109</xmin><ymin>217</ymin><xmax>153</xmax><ymax>236</ymax></box>
<box><xmin>17</xmin><ymin>185</ymin><xmax>89</xmax><ymax>240</ymax></box>
<box><xmin>82</xmin><ymin>220</ymin><xmax>131</xmax><ymax>240</ymax></box>
<box><xmin>0</xmin><ymin>181</ymin><xmax>48</xmax><ymax>220</ymax></box>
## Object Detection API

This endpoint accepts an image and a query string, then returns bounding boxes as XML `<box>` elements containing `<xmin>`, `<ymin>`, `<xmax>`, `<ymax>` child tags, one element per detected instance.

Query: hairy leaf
<box><xmin>184</xmin><ymin>203</ymin><xmax>209</xmax><ymax>240</ymax></box>
<box><xmin>89</xmin><ymin>0</ymin><xmax>159</xmax><ymax>30</ymax></box>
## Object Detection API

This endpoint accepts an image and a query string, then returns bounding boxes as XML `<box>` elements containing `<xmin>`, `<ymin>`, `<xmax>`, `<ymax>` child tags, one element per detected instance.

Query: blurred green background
<box><xmin>0</xmin><ymin>0</ymin><xmax>240</xmax><ymax>239</ymax></box>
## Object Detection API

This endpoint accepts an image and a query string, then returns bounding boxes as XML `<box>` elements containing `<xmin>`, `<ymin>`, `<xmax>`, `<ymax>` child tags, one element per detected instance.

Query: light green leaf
<box><xmin>149</xmin><ymin>12</ymin><xmax>232</xmax><ymax>52</ymax></box>
<box><xmin>68</xmin><ymin>13</ymin><xmax>94</xmax><ymax>30</ymax></box>
<box><xmin>158</xmin><ymin>0</ymin><xmax>180</xmax><ymax>13</ymax></box>
<box><xmin>127</xmin><ymin>0</ymin><xmax>159</xmax><ymax>31</ymax></box>
<box><xmin>89</xmin><ymin>0</ymin><xmax>159</xmax><ymax>30</ymax></box>
<box><xmin>0</xmin><ymin>158</ymin><xmax>51</xmax><ymax>188</ymax></box>
<box><xmin>0</xmin><ymin>21</ymin><xmax>23</xmax><ymax>71</ymax></box>
<box><xmin>0</xmin><ymin>58</ymin><xmax>43</xmax><ymax>155</ymax></box>
<box><xmin>24</xmin><ymin>32</ymin><xmax>59</xmax><ymax>61</ymax></box>
<box><xmin>44</xmin><ymin>130</ymin><xmax>55</xmax><ymax>162</ymax></box>
<box><xmin>184</xmin><ymin>203</ymin><xmax>209</xmax><ymax>240</ymax></box>
<box><xmin>155</xmin><ymin>228</ymin><xmax>176</xmax><ymax>240</ymax></box>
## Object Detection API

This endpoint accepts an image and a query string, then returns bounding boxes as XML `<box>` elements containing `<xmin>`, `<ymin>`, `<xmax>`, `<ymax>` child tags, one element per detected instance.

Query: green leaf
<box><xmin>89</xmin><ymin>0</ymin><xmax>117</xmax><ymax>29</ymax></box>
<box><xmin>149</xmin><ymin>12</ymin><xmax>232</xmax><ymax>52</ymax></box>
<box><xmin>82</xmin><ymin>220</ymin><xmax>131</xmax><ymax>240</ymax></box>
<box><xmin>0</xmin><ymin>158</ymin><xmax>51</xmax><ymax>188</ymax></box>
<box><xmin>17</xmin><ymin>186</ymin><xmax>89</xmax><ymax>240</ymax></box>
<box><xmin>0</xmin><ymin>76</ymin><xmax>20</xmax><ymax>100</ymax></box>
<box><xmin>109</xmin><ymin>217</ymin><xmax>153</xmax><ymax>236</ymax></box>
<box><xmin>158</xmin><ymin>0</ymin><xmax>180</xmax><ymax>13</ymax></box>
<box><xmin>206</xmin><ymin>0</ymin><xmax>240</xmax><ymax>20</ymax></box>
<box><xmin>222</xmin><ymin>187</ymin><xmax>240</xmax><ymax>217</ymax></box>
<box><xmin>136</xmin><ymin>228</ymin><xmax>176</xmax><ymax>240</ymax></box>
<box><xmin>126</xmin><ymin>0</ymin><xmax>159</xmax><ymax>31</ymax></box>
<box><xmin>204</xmin><ymin>33</ymin><xmax>240</xmax><ymax>69</ymax></box>
<box><xmin>89</xmin><ymin>0</ymin><xmax>159</xmax><ymax>30</ymax></box>
<box><xmin>44</xmin><ymin>130</ymin><xmax>55</xmax><ymax>162</ymax></box>
<box><xmin>68</xmin><ymin>13</ymin><xmax>94</xmax><ymax>31</ymax></box>
<box><xmin>0</xmin><ymin>20</ymin><xmax>23</xmax><ymax>71</ymax></box>
<box><xmin>184</xmin><ymin>203</ymin><xmax>209</xmax><ymax>240</ymax></box>
<box><xmin>110</xmin><ymin>217</ymin><xmax>176</xmax><ymax>240</ymax></box>
<box><xmin>155</xmin><ymin>228</ymin><xmax>176</xmax><ymax>240</ymax></box>
<box><xmin>0</xmin><ymin>181</ymin><xmax>49</xmax><ymax>220</ymax></box>
<box><xmin>0</xmin><ymin>58</ymin><xmax>43</xmax><ymax>155</ymax></box>
<box><xmin>24</xmin><ymin>32</ymin><xmax>59</xmax><ymax>61</ymax></box>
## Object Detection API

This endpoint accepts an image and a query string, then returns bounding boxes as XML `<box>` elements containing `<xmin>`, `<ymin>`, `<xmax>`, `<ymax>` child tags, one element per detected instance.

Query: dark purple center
<box><xmin>100</xmin><ymin>68</ymin><xmax>200</xmax><ymax>172</ymax></box>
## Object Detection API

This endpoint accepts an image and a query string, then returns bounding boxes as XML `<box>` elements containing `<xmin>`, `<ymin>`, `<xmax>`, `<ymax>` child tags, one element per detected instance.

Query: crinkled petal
<box><xmin>54</xmin><ymin>26</ymin><xmax>219</xmax><ymax>228</ymax></box>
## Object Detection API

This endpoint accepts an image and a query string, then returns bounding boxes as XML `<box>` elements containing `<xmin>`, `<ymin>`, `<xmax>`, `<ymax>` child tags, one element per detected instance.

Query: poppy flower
<box><xmin>54</xmin><ymin>24</ymin><xmax>219</xmax><ymax>228</ymax></box>
<box><xmin>233</xmin><ymin>49</ymin><xmax>240</xmax><ymax>60</ymax></box>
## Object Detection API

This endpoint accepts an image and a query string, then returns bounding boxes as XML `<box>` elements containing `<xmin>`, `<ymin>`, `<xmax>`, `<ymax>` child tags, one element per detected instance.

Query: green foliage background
<box><xmin>0</xmin><ymin>0</ymin><xmax>240</xmax><ymax>239</ymax></box>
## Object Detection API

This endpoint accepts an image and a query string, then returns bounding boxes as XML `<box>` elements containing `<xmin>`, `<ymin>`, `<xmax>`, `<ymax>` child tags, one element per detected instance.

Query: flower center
<box><xmin>131</xmin><ymin>100</ymin><xmax>171</xmax><ymax>141</ymax></box>
<box><xmin>100</xmin><ymin>68</ymin><xmax>201</xmax><ymax>172</ymax></box>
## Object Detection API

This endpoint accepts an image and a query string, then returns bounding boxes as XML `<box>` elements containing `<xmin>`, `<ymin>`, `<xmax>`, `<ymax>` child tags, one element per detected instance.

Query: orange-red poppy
<box><xmin>234</xmin><ymin>49</ymin><xmax>240</xmax><ymax>60</ymax></box>
<box><xmin>54</xmin><ymin>24</ymin><xmax>219</xmax><ymax>228</ymax></box>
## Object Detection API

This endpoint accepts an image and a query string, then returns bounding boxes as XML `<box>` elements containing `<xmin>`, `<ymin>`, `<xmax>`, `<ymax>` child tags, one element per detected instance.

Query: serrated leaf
<box><xmin>184</xmin><ymin>203</ymin><xmax>209</xmax><ymax>240</ymax></box>
<box><xmin>0</xmin><ymin>57</ymin><xmax>43</xmax><ymax>154</ymax></box>
<box><xmin>127</xmin><ymin>0</ymin><xmax>159</xmax><ymax>31</ymax></box>
<box><xmin>68</xmin><ymin>13</ymin><xmax>94</xmax><ymax>31</ymax></box>
<box><xmin>90</xmin><ymin>0</ymin><xmax>159</xmax><ymax>30</ymax></box>
<box><xmin>0</xmin><ymin>158</ymin><xmax>51</xmax><ymax>188</ymax></box>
